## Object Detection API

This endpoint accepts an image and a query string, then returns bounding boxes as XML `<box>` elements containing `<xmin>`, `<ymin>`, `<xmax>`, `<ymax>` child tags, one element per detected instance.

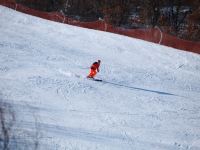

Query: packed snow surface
<box><xmin>0</xmin><ymin>6</ymin><xmax>200</xmax><ymax>150</ymax></box>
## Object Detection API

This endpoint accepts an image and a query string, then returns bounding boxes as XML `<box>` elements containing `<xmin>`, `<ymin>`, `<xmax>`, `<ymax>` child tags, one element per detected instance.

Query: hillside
<box><xmin>0</xmin><ymin>6</ymin><xmax>200</xmax><ymax>150</ymax></box>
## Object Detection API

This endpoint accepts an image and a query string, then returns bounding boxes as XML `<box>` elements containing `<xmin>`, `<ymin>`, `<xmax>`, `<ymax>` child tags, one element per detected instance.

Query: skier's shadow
<box><xmin>102</xmin><ymin>80</ymin><xmax>178</xmax><ymax>96</ymax></box>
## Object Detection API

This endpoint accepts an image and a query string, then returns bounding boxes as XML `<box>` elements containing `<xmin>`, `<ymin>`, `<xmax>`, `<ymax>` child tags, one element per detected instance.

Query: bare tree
<box><xmin>14</xmin><ymin>0</ymin><xmax>200</xmax><ymax>40</ymax></box>
<box><xmin>101</xmin><ymin>0</ymin><xmax>132</xmax><ymax>26</ymax></box>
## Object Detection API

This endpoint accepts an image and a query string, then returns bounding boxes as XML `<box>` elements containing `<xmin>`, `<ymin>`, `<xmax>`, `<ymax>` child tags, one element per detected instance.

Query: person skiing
<box><xmin>87</xmin><ymin>60</ymin><xmax>101</xmax><ymax>78</ymax></box>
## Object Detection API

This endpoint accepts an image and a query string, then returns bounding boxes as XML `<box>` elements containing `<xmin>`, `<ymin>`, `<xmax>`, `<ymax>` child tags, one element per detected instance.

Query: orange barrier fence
<box><xmin>0</xmin><ymin>1</ymin><xmax>200</xmax><ymax>54</ymax></box>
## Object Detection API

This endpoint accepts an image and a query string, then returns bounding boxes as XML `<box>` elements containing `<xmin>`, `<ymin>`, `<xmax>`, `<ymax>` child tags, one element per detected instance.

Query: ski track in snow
<box><xmin>0</xmin><ymin>6</ymin><xmax>200</xmax><ymax>150</ymax></box>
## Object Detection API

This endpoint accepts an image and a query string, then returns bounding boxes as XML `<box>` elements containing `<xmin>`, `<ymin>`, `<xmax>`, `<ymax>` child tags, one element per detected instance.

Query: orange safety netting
<box><xmin>0</xmin><ymin>1</ymin><xmax>200</xmax><ymax>54</ymax></box>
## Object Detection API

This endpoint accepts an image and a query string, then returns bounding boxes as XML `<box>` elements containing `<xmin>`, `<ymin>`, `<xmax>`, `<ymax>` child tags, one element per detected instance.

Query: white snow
<box><xmin>0</xmin><ymin>5</ymin><xmax>200</xmax><ymax>150</ymax></box>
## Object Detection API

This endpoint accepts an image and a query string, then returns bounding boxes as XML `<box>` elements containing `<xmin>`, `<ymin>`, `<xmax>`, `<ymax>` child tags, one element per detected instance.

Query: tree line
<box><xmin>16</xmin><ymin>0</ymin><xmax>200</xmax><ymax>41</ymax></box>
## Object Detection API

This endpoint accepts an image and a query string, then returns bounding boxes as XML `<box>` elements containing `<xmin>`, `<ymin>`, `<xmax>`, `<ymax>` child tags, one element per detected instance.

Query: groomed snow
<box><xmin>0</xmin><ymin>6</ymin><xmax>200</xmax><ymax>150</ymax></box>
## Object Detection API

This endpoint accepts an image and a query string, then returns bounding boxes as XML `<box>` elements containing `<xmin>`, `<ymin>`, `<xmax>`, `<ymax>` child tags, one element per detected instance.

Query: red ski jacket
<box><xmin>91</xmin><ymin>62</ymin><xmax>100</xmax><ymax>72</ymax></box>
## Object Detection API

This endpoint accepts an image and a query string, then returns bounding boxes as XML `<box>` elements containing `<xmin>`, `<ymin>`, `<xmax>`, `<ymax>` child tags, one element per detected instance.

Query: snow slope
<box><xmin>0</xmin><ymin>6</ymin><xmax>200</xmax><ymax>150</ymax></box>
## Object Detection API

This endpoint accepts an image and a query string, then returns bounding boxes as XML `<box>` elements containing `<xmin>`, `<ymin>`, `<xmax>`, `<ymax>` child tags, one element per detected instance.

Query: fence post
<box><xmin>155</xmin><ymin>26</ymin><xmax>163</xmax><ymax>44</ymax></box>
<box><xmin>104</xmin><ymin>22</ymin><xmax>107</xmax><ymax>31</ymax></box>
<box><xmin>15</xmin><ymin>4</ymin><xmax>18</xmax><ymax>11</ymax></box>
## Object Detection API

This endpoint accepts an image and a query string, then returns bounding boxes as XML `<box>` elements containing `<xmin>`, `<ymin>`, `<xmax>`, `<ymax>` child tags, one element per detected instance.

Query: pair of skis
<box><xmin>87</xmin><ymin>77</ymin><xmax>102</xmax><ymax>82</ymax></box>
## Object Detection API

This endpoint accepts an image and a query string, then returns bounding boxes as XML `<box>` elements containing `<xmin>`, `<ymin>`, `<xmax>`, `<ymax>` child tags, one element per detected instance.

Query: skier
<box><xmin>87</xmin><ymin>60</ymin><xmax>101</xmax><ymax>79</ymax></box>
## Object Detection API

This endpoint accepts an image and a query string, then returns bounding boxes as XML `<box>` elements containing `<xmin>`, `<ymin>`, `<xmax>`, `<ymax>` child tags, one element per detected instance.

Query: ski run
<box><xmin>0</xmin><ymin>6</ymin><xmax>200</xmax><ymax>150</ymax></box>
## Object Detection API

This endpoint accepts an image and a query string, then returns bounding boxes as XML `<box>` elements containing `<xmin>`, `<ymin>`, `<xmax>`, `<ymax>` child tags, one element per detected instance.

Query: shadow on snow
<box><xmin>102</xmin><ymin>80</ymin><xmax>178</xmax><ymax>96</ymax></box>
